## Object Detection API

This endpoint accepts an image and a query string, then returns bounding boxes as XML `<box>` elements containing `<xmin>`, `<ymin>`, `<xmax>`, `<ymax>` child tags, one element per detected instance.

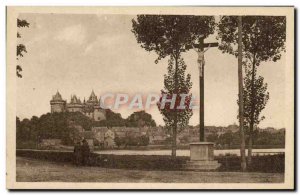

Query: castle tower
<box><xmin>88</xmin><ymin>90</ymin><xmax>98</xmax><ymax>104</ymax></box>
<box><xmin>83</xmin><ymin>90</ymin><xmax>106</xmax><ymax>121</ymax></box>
<box><xmin>93</xmin><ymin>98</ymin><xmax>106</xmax><ymax>121</ymax></box>
<box><xmin>67</xmin><ymin>94</ymin><xmax>83</xmax><ymax>112</ymax></box>
<box><xmin>50</xmin><ymin>91</ymin><xmax>66</xmax><ymax>113</ymax></box>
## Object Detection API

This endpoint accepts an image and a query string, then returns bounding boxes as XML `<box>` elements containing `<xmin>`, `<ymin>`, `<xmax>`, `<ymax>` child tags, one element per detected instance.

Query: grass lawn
<box><xmin>16</xmin><ymin>157</ymin><xmax>284</xmax><ymax>183</ymax></box>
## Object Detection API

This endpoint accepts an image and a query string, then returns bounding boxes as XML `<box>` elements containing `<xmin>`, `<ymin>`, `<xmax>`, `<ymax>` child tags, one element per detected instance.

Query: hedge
<box><xmin>16</xmin><ymin>149</ymin><xmax>284</xmax><ymax>173</ymax></box>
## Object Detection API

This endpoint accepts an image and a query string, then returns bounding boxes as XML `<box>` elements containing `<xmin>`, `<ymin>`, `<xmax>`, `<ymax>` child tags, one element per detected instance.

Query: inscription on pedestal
<box><xmin>186</xmin><ymin>142</ymin><xmax>220</xmax><ymax>170</ymax></box>
<box><xmin>190</xmin><ymin>142</ymin><xmax>214</xmax><ymax>161</ymax></box>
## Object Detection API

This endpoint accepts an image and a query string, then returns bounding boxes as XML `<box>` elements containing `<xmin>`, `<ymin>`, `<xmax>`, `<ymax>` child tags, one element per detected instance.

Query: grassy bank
<box><xmin>17</xmin><ymin>157</ymin><xmax>284</xmax><ymax>183</ymax></box>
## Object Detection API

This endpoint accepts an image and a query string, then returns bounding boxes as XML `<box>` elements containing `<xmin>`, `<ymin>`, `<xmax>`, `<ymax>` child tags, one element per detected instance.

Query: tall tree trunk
<box><xmin>238</xmin><ymin>16</ymin><xmax>247</xmax><ymax>171</ymax></box>
<box><xmin>172</xmin><ymin>52</ymin><xmax>179</xmax><ymax>158</ymax></box>
<box><xmin>248</xmin><ymin>56</ymin><xmax>257</xmax><ymax>166</ymax></box>
<box><xmin>172</xmin><ymin>122</ymin><xmax>177</xmax><ymax>157</ymax></box>
<box><xmin>248</xmin><ymin>123</ymin><xmax>253</xmax><ymax>165</ymax></box>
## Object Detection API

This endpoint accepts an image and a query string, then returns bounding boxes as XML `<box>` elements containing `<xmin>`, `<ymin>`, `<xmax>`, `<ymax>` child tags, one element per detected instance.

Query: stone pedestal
<box><xmin>185</xmin><ymin>142</ymin><xmax>220</xmax><ymax>171</ymax></box>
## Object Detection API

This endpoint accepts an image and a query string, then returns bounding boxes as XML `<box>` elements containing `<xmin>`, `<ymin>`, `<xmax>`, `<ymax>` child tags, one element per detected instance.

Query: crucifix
<box><xmin>186</xmin><ymin>37</ymin><xmax>218</xmax><ymax>142</ymax></box>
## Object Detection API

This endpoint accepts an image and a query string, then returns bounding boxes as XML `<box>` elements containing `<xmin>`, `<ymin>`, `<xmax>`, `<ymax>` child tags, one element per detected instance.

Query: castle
<box><xmin>50</xmin><ymin>90</ymin><xmax>106</xmax><ymax>121</ymax></box>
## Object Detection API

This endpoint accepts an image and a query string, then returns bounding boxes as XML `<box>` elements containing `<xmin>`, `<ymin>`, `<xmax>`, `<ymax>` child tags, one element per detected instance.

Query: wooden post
<box><xmin>185</xmin><ymin>41</ymin><xmax>218</xmax><ymax>142</ymax></box>
<box><xmin>199</xmin><ymin>38</ymin><xmax>205</xmax><ymax>142</ymax></box>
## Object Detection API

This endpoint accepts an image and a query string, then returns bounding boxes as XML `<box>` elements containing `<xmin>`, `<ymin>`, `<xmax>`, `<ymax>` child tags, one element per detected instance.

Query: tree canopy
<box><xmin>16</xmin><ymin>112</ymin><xmax>94</xmax><ymax>147</ymax></box>
<box><xmin>217</xmin><ymin>16</ymin><xmax>286</xmax><ymax>64</ymax></box>
<box><xmin>132</xmin><ymin>15</ymin><xmax>215</xmax><ymax>63</ymax></box>
<box><xmin>126</xmin><ymin>110</ymin><xmax>157</xmax><ymax>127</ymax></box>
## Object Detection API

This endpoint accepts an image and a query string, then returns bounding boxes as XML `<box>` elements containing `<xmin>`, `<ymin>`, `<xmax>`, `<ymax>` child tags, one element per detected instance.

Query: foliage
<box><xmin>139</xmin><ymin>135</ymin><xmax>150</xmax><ymax>146</ymax></box>
<box><xmin>17</xmin><ymin>19</ymin><xmax>30</xmax><ymax>28</ymax></box>
<box><xmin>157</xmin><ymin>56</ymin><xmax>193</xmax><ymax>131</ymax></box>
<box><xmin>114</xmin><ymin>135</ymin><xmax>123</xmax><ymax>148</ymax></box>
<box><xmin>17</xmin><ymin>18</ymin><xmax>30</xmax><ymax>78</ymax></box>
<box><xmin>126</xmin><ymin>110</ymin><xmax>156</xmax><ymax>127</ymax></box>
<box><xmin>206</xmin><ymin>132</ymin><xmax>218</xmax><ymax>143</ymax></box>
<box><xmin>16</xmin><ymin>112</ymin><xmax>94</xmax><ymax>146</ymax></box>
<box><xmin>93</xmin><ymin>109</ymin><xmax>126</xmax><ymax>127</ymax></box>
<box><xmin>114</xmin><ymin>134</ymin><xmax>150</xmax><ymax>147</ymax></box>
<box><xmin>17</xmin><ymin>150</ymin><xmax>284</xmax><ymax>173</ymax></box>
<box><xmin>132</xmin><ymin>15</ymin><xmax>215</xmax><ymax>63</ymax></box>
<box><xmin>217</xmin><ymin>16</ymin><xmax>286</xmax><ymax>63</ymax></box>
<box><xmin>241</xmin><ymin>65</ymin><xmax>269</xmax><ymax>127</ymax></box>
<box><xmin>205</xmin><ymin>130</ymin><xmax>285</xmax><ymax>148</ymax></box>
<box><xmin>93</xmin><ymin>110</ymin><xmax>156</xmax><ymax>128</ymax></box>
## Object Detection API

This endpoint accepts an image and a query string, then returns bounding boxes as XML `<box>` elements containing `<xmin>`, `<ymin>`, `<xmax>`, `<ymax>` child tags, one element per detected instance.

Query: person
<box><xmin>192</xmin><ymin>43</ymin><xmax>210</xmax><ymax>77</ymax></box>
<box><xmin>73</xmin><ymin>141</ymin><xmax>82</xmax><ymax>166</ymax></box>
<box><xmin>81</xmin><ymin>139</ymin><xmax>90</xmax><ymax>166</ymax></box>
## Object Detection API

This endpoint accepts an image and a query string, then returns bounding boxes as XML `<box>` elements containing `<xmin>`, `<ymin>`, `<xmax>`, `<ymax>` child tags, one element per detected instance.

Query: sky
<box><xmin>16</xmin><ymin>13</ymin><xmax>286</xmax><ymax>129</ymax></box>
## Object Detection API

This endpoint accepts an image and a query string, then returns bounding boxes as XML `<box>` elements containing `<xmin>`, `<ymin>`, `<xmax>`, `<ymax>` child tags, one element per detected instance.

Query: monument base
<box><xmin>184</xmin><ymin>160</ymin><xmax>220</xmax><ymax>170</ymax></box>
<box><xmin>185</xmin><ymin>142</ymin><xmax>220</xmax><ymax>171</ymax></box>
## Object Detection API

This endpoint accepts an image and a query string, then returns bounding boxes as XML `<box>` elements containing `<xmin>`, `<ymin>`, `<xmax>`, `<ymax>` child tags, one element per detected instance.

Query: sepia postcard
<box><xmin>6</xmin><ymin>6</ymin><xmax>294</xmax><ymax>190</ymax></box>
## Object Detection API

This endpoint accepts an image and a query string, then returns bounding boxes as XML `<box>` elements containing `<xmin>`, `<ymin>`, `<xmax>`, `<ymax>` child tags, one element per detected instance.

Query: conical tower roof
<box><xmin>88</xmin><ymin>90</ymin><xmax>98</xmax><ymax>102</ymax></box>
<box><xmin>52</xmin><ymin>90</ymin><xmax>63</xmax><ymax>101</ymax></box>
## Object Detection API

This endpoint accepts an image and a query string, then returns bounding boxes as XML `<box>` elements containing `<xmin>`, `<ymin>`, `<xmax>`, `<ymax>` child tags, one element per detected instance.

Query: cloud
<box><xmin>55</xmin><ymin>24</ymin><xmax>86</xmax><ymax>45</ymax></box>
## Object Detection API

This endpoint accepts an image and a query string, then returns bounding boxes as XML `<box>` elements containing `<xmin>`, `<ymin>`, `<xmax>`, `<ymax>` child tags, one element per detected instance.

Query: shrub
<box><xmin>16</xmin><ymin>149</ymin><xmax>284</xmax><ymax>173</ymax></box>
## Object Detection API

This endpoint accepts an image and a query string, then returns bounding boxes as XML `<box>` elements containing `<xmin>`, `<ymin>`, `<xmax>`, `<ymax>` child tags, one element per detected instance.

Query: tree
<box><xmin>218</xmin><ymin>131</ymin><xmax>234</xmax><ymax>148</ymax></box>
<box><xmin>242</xmin><ymin>65</ymin><xmax>269</xmax><ymax>164</ymax></box>
<box><xmin>132</xmin><ymin>15</ymin><xmax>215</xmax><ymax>157</ymax></box>
<box><xmin>139</xmin><ymin>135</ymin><xmax>150</xmax><ymax>146</ymax></box>
<box><xmin>126</xmin><ymin>110</ymin><xmax>156</xmax><ymax>127</ymax></box>
<box><xmin>157</xmin><ymin>56</ymin><xmax>193</xmax><ymax>157</ymax></box>
<box><xmin>17</xmin><ymin>19</ymin><xmax>30</xmax><ymax>78</ymax></box>
<box><xmin>132</xmin><ymin>15</ymin><xmax>215</xmax><ymax>64</ymax></box>
<box><xmin>93</xmin><ymin>109</ymin><xmax>126</xmax><ymax>127</ymax></box>
<box><xmin>114</xmin><ymin>135</ymin><xmax>123</xmax><ymax>148</ymax></box>
<box><xmin>237</xmin><ymin>16</ymin><xmax>247</xmax><ymax>171</ymax></box>
<box><xmin>218</xmin><ymin>16</ymin><xmax>286</xmax><ymax>170</ymax></box>
<box><xmin>16</xmin><ymin>112</ymin><xmax>94</xmax><ymax>148</ymax></box>
<box><xmin>206</xmin><ymin>132</ymin><xmax>219</xmax><ymax>143</ymax></box>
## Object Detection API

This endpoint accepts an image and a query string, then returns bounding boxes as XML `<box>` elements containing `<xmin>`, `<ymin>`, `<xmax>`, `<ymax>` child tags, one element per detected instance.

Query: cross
<box><xmin>186</xmin><ymin>38</ymin><xmax>218</xmax><ymax>142</ymax></box>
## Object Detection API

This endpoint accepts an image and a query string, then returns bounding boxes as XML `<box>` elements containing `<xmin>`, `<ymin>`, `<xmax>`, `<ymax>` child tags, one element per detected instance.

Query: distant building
<box><xmin>40</xmin><ymin>139</ymin><xmax>62</xmax><ymax>147</ymax></box>
<box><xmin>50</xmin><ymin>90</ymin><xmax>106</xmax><ymax>121</ymax></box>
<box><xmin>149</xmin><ymin>135</ymin><xmax>167</xmax><ymax>144</ymax></box>
<box><xmin>92</xmin><ymin>127</ymin><xmax>115</xmax><ymax>148</ymax></box>
<box><xmin>112</xmin><ymin>127</ymin><xmax>127</xmax><ymax>138</ymax></box>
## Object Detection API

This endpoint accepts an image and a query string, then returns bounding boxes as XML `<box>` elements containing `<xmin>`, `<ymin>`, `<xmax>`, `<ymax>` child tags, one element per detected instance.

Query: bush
<box><xmin>216</xmin><ymin>154</ymin><xmax>285</xmax><ymax>173</ymax></box>
<box><xmin>16</xmin><ymin>149</ymin><xmax>284</xmax><ymax>173</ymax></box>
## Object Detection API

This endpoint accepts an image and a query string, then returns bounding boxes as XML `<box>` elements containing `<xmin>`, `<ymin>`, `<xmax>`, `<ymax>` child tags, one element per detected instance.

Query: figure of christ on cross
<box><xmin>192</xmin><ymin>43</ymin><xmax>211</xmax><ymax>77</ymax></box>
<box><xmin>185</xmin><ymin>38</ymin><xmax>218</xmax><ymax>142</ymax></box>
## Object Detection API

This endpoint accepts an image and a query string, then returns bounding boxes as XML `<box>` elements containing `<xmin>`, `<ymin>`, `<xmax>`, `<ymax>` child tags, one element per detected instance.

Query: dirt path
<box><xmin>16</xmin><ymin>157</ymin><xmax>284</xmax><ymax>183</ymax></box>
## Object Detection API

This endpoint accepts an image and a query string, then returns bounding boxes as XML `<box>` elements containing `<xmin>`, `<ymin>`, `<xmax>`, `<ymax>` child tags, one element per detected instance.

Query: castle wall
<box><xmin>85</xmin><ymin>112</ymin><xmax>94</xmax><ymax>119</ymax></box>
<box><xmin>50</xmin><ymin>91</ymin><xmax>106</xmax><ymax>121</ymax></box>
<box><xmin>51</xmin><ymin>104</ymin><xmax>65</xmax><ymax>113</ymax></box>
<box><xmin>67</xmin><ymin>106</ymin><xmax>83</xmax><ymax>113</ymax></box>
